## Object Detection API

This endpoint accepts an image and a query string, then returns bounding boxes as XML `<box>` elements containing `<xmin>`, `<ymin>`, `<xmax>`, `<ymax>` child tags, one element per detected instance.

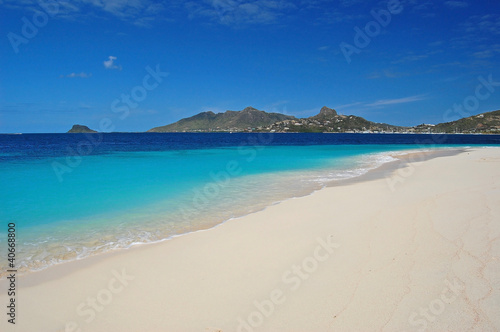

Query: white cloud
<box><xmin>428</xmin><ymin>41</ymin><xmax>444</xmax><ymax>47</ymax></box>
<box><xmin>339</xmin><ymin>0</ymin><xmax>364</xmax><ymax>7</ymax></box>
<box><xmin>60</xmin><ymin>72</ymin><xmax>92</xmax><ymax>78</ymax></box>
<box><xmin>0</xmin><ymin>0</ymin><xmax>167</xmax><ymax>27</ymax></box>
<box><xmin>334</xmin><ymin>95</ymin><xmax>428</xmax><ymax>117</ymax></box>
<box><xmin>450</xmin><ymin>14</ymin><xmax>500</xmax><ymax>62</ymax></box>
<box><xmin>366</xmin><ymin>95</ymin><xmax>427</xmax><ymax>107</ymax></box>
<box><xmin>471</xmin><ymin>44</ymin><xmax>500</xmax><ymax>59</ymax></box>
<box><xmin>444</xmin><ymin>1</ymin><xmax>468</xmax><ymax>8</ymax></box>
<box><xmin>185</xmin><ymin>0</ymin><xmax>297</xmax><ymax>25</ymax></box>
<box><xmin>103</xmin><ymin>56</ymin><xmax>121</xmax><ymax>70</ymax></box>
<box><xmin>0</xmin><ymin>0</ymin><xmax>373</xmax><ymax>28</ymax></box>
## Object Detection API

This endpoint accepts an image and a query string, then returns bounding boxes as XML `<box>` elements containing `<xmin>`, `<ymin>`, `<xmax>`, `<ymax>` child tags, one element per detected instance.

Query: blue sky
<box><xmin>0</xmin><ymin>0</ymin><xmax>499</xmax><ymax>133</ymax></box>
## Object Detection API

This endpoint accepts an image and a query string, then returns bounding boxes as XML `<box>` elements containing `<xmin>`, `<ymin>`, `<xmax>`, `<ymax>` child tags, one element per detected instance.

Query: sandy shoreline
<box><xmin>1</xmin><ymin>147</ymin><xmax>499</xmax><ymax>331</ymax></box>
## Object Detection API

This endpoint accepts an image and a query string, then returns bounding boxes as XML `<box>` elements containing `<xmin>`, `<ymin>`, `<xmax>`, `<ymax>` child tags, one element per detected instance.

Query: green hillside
<box><xmin>148</xmin><ymin>107</ymin><xmax>295</xmax><ymax>132</ymax></box>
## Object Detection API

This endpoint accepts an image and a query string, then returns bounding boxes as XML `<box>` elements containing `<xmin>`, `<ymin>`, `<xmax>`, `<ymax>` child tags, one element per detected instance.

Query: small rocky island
<box><xmin>67</xmin><ymin>125</ymin><xmax>98</xmax><ymax>133</ymax></box>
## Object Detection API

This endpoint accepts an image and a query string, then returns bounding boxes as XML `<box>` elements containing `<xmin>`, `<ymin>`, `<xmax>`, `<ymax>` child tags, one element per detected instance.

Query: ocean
<box><xmin>1</xmin><ymin>133</ymin><xmax>500</xmax><ymax>275</ymax></box>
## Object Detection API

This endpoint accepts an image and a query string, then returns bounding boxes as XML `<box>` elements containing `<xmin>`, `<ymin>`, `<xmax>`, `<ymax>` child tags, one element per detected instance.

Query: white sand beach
<box><xmin>1</xmin><ymin>147</ymin><xmax>499</xmax><ymax>332</ymax></box>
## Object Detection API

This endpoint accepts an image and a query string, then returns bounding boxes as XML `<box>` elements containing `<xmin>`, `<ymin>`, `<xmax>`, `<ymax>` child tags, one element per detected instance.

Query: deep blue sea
<box><xmin>1</xmin><ymin>133</ymin><xmax>499</xmax><ymax>275</ymax></box>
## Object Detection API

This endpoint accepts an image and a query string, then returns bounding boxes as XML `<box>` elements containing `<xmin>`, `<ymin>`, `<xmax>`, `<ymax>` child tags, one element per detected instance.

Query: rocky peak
<box><xmin>319</xmin><ymin>106</ymin><xmax>337</xmax><ymax>117</ymax></box>
<box><xmin>242</xmin><ymin>106</ymin><xmax>259</xmax><ymax>113</ymax></box>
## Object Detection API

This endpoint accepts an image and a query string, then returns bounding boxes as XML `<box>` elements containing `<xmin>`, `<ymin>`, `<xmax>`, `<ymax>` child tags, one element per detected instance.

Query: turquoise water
<box><xmin>0</xmin><ymin>135</ymin><xmax>484</xmax><ymax>275</ymax></box>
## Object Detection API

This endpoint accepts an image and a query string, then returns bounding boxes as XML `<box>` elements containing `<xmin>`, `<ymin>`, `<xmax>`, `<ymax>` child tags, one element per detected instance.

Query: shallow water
<box><xmin>1</xmin><ymin>133</ymin><xmax>499</xmax><ymax>275</ymax></box>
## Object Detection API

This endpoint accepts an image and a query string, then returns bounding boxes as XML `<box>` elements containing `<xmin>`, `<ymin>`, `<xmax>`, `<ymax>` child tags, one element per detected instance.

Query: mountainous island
<box><xmin>69</xmin><ymin>107</ymin><xmax>500</xmax><ymax>134</ymax></box>
<box><xmin>148</xmin><ymin>107</ymin><xmax>295</xmax><ymax>133</ymax></box>
<box><xmin>147</xmin><ymin>106</ymin><xmax>500</xmax><ymax>134</ymax></box>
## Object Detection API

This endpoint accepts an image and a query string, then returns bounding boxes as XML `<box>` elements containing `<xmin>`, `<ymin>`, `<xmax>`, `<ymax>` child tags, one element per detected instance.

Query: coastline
<box><xmin>0</xmin><ymin>146</ymin><xmax>465</xmax><ymax>278</ymax></box>
<box><xmin>1</xmin><ymin>147</ymin><xmax>499</xmax><ymax>331</ymax></box>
